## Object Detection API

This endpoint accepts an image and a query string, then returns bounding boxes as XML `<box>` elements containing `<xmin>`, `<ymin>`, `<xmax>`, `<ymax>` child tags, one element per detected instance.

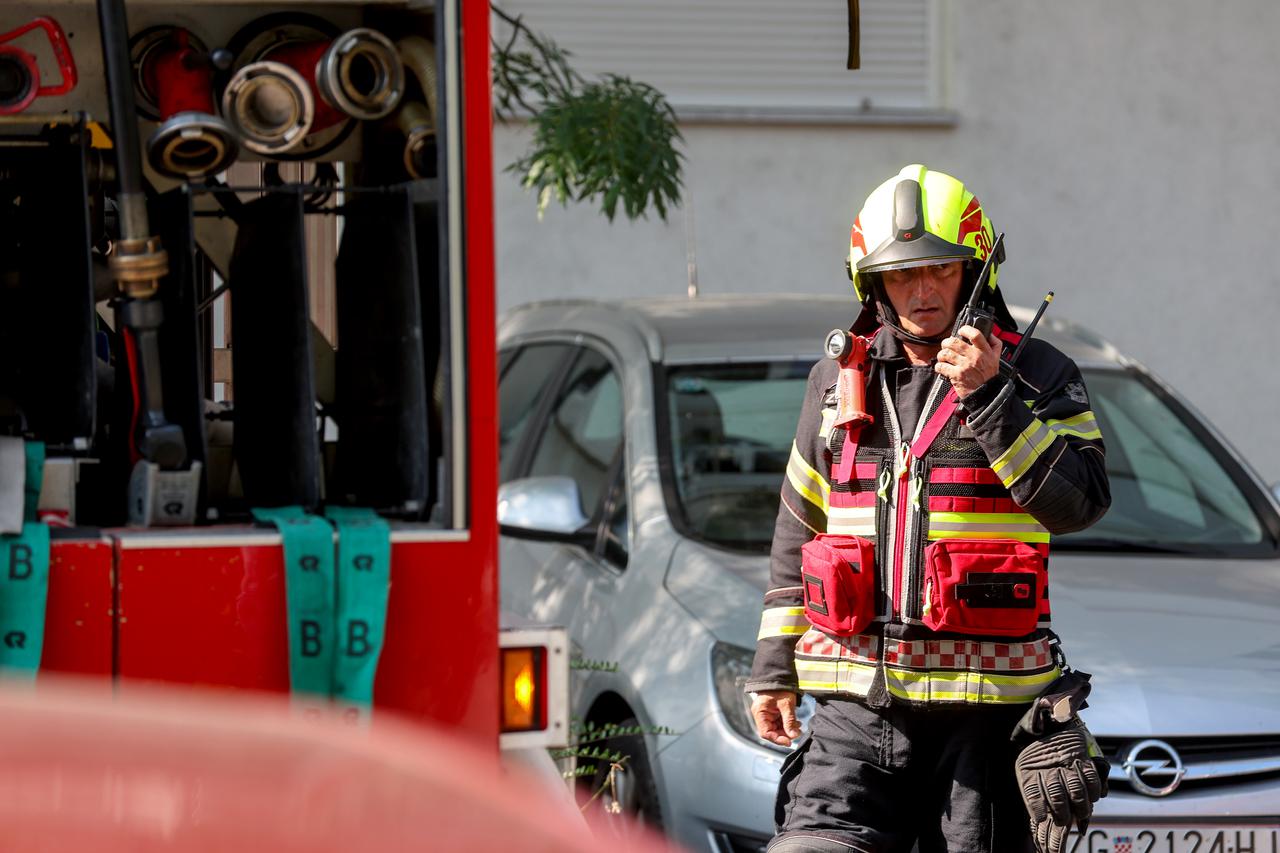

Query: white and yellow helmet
<box><xmin>847</xmin><ymin>164</ymin><xmax>1000</xmax><ymax>303</ymax></box>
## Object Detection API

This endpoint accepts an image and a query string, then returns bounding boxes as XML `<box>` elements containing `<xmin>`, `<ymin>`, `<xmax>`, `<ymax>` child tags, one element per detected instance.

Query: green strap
<box><xmin>251</xmin><ymin>507</ymin><xmax>336</xmax><ymax>702</ymax></box>
<box><xmin>23</xmin><ymin>441</ymin><xmax>43</xmax><ymax>521</ymax></box>
<box><xmin>325</xmin><ymin>506</ymin><xmax>392</xmax><ymax>716</ymax></box>
<box><xmin>0</xmin><ymin>442</ymin><xmax>49</xmax><ymax>677</ymax></box>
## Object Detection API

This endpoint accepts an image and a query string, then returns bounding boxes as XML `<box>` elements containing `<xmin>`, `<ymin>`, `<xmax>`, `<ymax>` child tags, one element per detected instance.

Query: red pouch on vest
<box><xmin>922</xmin><ymin>539</ymin><xmax>1045</xmax><ymax>637</ymax></box>
<box><xmin>800</xmin><ymin>534</ymin><xmax>876</xmax><ymax>637</ymax></box>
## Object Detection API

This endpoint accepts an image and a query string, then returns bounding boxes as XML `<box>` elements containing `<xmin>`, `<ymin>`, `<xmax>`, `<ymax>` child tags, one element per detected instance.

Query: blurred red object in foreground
<box><xmin>0</xmin><ymin>677</ymin><xmax>680</xmax><ymax>853</ymax></box>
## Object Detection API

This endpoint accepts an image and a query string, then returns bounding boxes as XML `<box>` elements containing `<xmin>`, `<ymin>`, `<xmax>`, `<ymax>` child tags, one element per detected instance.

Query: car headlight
<box><xmin>710</xmin><ymin>642</ymin><xmax>815</xmax><ymax>751</ymax></box>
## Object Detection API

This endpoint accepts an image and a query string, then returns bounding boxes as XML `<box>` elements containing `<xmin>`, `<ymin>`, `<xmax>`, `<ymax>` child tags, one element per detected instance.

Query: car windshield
<box><xmin>1054</xmin><ymin>368</ymin><xmax>1268</xmax><ymax>552</ymax></box>
<box><xmin>661</xmin><ymin>362</ymin><xmax>1273</xmax><ymax>555</ymax></box>
<box><xmin>662</xmin><ymin>361</ymin><xmax>812</xmax><ymax>553</ymax></box>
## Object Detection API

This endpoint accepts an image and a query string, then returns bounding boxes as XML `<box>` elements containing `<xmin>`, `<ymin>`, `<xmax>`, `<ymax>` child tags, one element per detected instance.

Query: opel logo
<box><xmin>1122</xmin><ymin>739</ymin><xmax>1186</xmax><ymax>797</ymax></box>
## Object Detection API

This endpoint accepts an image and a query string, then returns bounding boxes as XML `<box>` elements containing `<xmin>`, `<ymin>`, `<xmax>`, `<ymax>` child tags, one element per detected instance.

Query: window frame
<box><xmin>651</xmin><ymin>357</ymin><xmax>815</xmax><ymax>557</ymax></box>
<box><xmin>595</xmin><ymin>453</ymin><xmax>630</xmax><ymax>570</ymax></box>
<box><xmin>497</xmin><ymin>342</ymin><xmax>577</xmax><ymax>484</ymax></box>
<box><xmin>498</xmin><ymin>336</ymin><xmax>635</xmax><ymax>569</ymax></box>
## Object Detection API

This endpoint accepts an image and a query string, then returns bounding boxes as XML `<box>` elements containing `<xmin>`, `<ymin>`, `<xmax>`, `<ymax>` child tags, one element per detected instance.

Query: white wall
<box><xmin>494</xmin><ymin>0</ymin><xmax>1280</xmax><ymax>485</ymax></box>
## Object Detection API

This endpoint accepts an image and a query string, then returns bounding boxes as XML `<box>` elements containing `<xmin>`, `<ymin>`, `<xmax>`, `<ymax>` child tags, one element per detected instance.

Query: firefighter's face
<box><xmin>882</xmin><ymin>262</ymin><xmax>965</xmax><ymax>340</ymax></box>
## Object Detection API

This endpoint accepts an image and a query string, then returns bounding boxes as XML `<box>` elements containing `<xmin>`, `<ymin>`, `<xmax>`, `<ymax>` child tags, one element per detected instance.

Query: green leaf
<box><xmin>492</xmin><ymin>6</ymin><xmax>683</xmax><ymax>222</ymax></box>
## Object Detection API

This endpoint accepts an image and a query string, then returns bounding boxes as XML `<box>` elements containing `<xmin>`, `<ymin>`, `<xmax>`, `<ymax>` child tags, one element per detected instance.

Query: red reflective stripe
<box><xmin>930</xmin><ymin>467</ymin><xmax>1002</xmax><ymax>485</ymax></box>
<box><xmin>829</xmin><ymin>490</ymin><xmax>877</xmax><ymax>508</ymax></box>
<box><xmin>927</xmin><ymin>496</ymin><xmax>1022</xmax><ymax>514</ymax></box>
<box><xmin>910</xmin><ymin>391</ymin><xmax>959</xmax><ymax>460</ymax></box>
<box><xmin>854</xmin><ymin>463</ymin><xmax>879</xmax><ymax>479</ymax></box>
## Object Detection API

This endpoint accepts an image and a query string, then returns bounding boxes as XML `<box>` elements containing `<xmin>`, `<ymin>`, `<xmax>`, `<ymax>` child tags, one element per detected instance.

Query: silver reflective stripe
<box><xmin>794</xmin><ymin>658</ymin><xmax>876</xmax><ymax>695</ymax></box>
<box><xmin>827</xmin><ymin>505</ymin><xmax>876</xmax><ymax>536</ymax></box>
<box><xmin>1046</xmin><ymin>411</ymin><xmax>1102</xmax><ymax>440</ymax></box>
<box><xmin>884</xmin><ymin>666</ymin><xmax>1060</xmax><ymax>704</ymax></box>
<box><xmin>758</xmin><ymin>606</ymin><xmax>810</xmax><ymax>640</ymax></box>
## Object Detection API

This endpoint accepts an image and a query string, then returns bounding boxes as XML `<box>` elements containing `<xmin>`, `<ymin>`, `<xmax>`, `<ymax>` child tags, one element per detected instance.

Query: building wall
<box><xmin>493</xmin><ymin>0</ymin><xmax>1280</xmax><ymax>485</ymax></box>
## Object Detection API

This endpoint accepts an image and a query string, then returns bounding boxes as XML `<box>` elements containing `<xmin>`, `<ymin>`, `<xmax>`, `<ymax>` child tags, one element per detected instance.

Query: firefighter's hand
<box><xmin>936</xmin><ymin>325</ymin><xmax>1002</xmax><ymax>398</ymax></box>
<box><xmin>751</xmin><ymin>690</ymin><xmax>802</xmax><ymax>746</ymax></box>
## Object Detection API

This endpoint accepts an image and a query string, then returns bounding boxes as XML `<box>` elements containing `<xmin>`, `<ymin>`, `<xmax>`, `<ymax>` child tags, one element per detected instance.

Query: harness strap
<box><xmin>994</xmin><ymin>327</ymin><xmax>1023</xmax><ymax>348</ymax></box>
<box><xmin>910</xmin><ymin>391</ymin><xmax>960</xmax><ymax>460</ymax></box>
<box><xmin>325</xmin><ymin>506</ymin><xmax>392</xmax><ymax>722</ymax></box>
<box><xmin>253</xmin><ymin>505</ymin><xmax>393</xmax><ymax>718</ymax></box>
<box><xmin>253</xmin><ymin>506</ymin><xmax>338</xmax><ymax>707</ymax></box>
<box><xmin>835</xmin><ymin>424</ymin><xmax>860</xmax><ymax>483</ymax></box>
<box><xmin>910</xmin><ymin>323</ymin><xmax>1022</xmax><ymax>460</ymax></box>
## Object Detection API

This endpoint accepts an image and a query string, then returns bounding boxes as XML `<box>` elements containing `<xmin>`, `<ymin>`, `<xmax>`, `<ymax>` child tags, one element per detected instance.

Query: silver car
<box><xmin>497</xmin><ymin>295</ymin><xmax>1280</xmax><ymax>853</ymax></box>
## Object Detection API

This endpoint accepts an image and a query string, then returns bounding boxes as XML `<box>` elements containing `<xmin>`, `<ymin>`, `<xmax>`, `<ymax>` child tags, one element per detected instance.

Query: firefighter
<box><xmin>746</xmin><ymin>165</ymin><xmax>1111</xmax><ymax>853</ymax></box>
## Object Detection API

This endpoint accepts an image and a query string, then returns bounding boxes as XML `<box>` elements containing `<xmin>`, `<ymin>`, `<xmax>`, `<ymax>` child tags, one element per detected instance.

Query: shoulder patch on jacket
<box><xmin>1063</xmin><ymin>380</ymin><xmax>1089</xmax><ymax>405</ymax></box>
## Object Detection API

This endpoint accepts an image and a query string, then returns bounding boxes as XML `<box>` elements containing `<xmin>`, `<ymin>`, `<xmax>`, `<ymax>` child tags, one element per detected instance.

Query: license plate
<box><xmin>1069</xmin><ymin>826</ymin><xmax>1280</xmax><ymax>853</ymax></box>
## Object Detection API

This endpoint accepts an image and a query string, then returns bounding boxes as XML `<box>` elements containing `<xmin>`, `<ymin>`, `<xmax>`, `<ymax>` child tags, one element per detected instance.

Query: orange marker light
<box><xmin>500</xmin><ymin>647</ymin><xmax>546</xmax><ymax>733</ymax></box>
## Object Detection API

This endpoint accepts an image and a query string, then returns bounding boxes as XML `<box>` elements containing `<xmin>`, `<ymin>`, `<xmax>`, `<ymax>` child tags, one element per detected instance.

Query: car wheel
<box><xmin>578</xmin><ymin>715</ymin><xmax>664</xmax><ymax>833</ymax></box>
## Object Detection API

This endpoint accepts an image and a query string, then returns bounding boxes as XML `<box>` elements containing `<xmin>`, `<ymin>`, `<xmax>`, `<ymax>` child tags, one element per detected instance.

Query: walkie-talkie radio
<box><xmin>954</xmin><ymin>232</ymin><xmax>1006</xmax><ymax>344</ymax></box>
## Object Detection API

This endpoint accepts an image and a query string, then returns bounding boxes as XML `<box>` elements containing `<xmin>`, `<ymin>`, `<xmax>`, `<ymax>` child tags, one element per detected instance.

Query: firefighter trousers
<box><xmin>770</xmin><ymin>696</ymin><xmax>1033</xmax><ymax>853</ymax></box>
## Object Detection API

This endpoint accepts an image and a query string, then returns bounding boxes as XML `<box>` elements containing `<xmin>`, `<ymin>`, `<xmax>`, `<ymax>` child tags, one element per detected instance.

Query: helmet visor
<box><xmin>855</xmin><ymin>231</ymin><xmax>976</xmax><ymax>275</ymax></box>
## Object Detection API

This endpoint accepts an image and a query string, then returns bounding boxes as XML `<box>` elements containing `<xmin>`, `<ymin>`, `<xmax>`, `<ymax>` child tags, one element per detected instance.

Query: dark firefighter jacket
<box><xmin>745</xmin><ymin>326</ymin><xmax>1110</xmax><ymax>707</ymax></box>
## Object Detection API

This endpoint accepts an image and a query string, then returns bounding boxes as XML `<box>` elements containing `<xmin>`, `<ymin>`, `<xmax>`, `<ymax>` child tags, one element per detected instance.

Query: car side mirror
<box><xmin>498</xmin><ymin>476</ymin><xmax>595</xmax><ymax>544</ymax></box>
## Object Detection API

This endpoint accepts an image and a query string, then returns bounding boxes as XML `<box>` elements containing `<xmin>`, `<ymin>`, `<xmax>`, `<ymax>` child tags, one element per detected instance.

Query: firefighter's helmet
<box><xmin>847</xmin><ymin>164</ymin><xmax>1000</xmax><ymax>303</ymax></box>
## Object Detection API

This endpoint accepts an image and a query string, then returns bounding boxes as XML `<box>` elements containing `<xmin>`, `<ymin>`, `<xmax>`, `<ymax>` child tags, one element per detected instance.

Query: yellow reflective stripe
<box><xmin>796</xmin><ymin>679</ymin><xmax>840</xmax><ymax>691</ymax></box>
<box><xmin>794</xmin><ymin>658</ymin><xmax>876</xmax><ymax>695</ymax></box>
<box><xmin>819</xmin><ymin>408</ymin><xmax>836</xmax><ymax>439</ymax></box>
<box><xmin>929</xmin><ymin>528</ymin><xmax>1050</xmax><ymax>544</ymax></box>
<box><xmin>786</xmin><ymin>442</ymin><xmax>830</xmax><ymax>512</ymax></box>
<box><xmin>757</xmin><ymin>606</ymin><xmax>810</xmax><ymax>640</ymax></box>
<box><xmin>928</xmin><ymin>511</ymin><xmax>1050</xmax><ymax>544</ymax></box>
<box><xmin>884</xmin><ymin>667</ymin><xmax>1060</xmax><ymax>704</ymax></box>
<box><xmin>991</xmin><ymin>419</ymin><xmax>1056</xmax><ymax>488</ymax></box>
<box><xmin>1046</xmin><ymin>410</ymin><xmax>1103</xmax><ymax>441</ymax></box>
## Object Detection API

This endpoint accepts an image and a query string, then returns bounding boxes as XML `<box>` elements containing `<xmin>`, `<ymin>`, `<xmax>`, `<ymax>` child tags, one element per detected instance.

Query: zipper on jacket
<box><xmin>905</xmin><ymin>458</ymin><xmax>931</xmax><ymax>622</ymax></box>
<box><xmin>898</xmin><ymin>376</ymin><xmax>949</xmax><ymax>619</ymax></box>
<box><xmin>880</xmin><ymin>370</ymin><xmax>950</xmax><ymax>619</ymax></box>
<box><xmin>878</xmin><ymin>371</ymin><xmax>906</xmax><ymax>617</ymax></box>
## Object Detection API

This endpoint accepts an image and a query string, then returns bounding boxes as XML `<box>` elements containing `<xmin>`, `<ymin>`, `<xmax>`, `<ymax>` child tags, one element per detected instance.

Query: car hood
<box><xmin>663</xmin><ymin>539</ymin><xmax>770</xmax><ymax>650</ymax></box>
<box><xmin>1050</xmin><ymin>551</ymin><xmax>1280</xmax><ymax>737</ymax></box>
<box><xmin>666</xmin><ymin>541</ymin><xmax>1280</xmax><ymax>736</ymax></box>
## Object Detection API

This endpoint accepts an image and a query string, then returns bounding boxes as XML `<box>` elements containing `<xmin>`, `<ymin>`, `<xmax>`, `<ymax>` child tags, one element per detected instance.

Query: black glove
<box><xmin>1014</xmin><ymin>718</ymin><xmax>1109</xmax><ymax>853</ymax></box>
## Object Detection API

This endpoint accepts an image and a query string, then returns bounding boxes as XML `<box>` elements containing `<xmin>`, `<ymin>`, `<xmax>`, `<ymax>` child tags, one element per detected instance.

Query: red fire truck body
<box><xmin>0</xmin><ymin>0</ymin><xmax>537</xmax><ymax>750</ymax></box>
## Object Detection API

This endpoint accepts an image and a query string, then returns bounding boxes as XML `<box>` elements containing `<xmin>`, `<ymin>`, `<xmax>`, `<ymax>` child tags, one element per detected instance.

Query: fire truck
<box><xmin>0</xmin><ymin>0</ymin><xmax>566</xmax><ymax>756</ymax></box>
